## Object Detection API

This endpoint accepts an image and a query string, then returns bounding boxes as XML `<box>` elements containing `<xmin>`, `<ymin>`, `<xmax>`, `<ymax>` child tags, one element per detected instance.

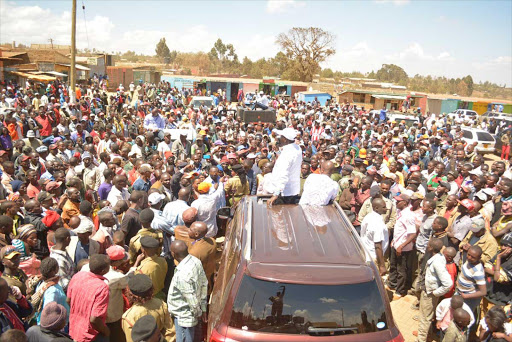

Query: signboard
<box><xmin>87</xmin><ymin>57</ymin><xmax>98</xmax><ymax>65</ymax></box>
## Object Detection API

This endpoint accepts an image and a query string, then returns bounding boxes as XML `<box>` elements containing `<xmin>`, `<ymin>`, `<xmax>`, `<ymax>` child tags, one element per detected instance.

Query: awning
<box><xmin>56</xmin><ymin>63</ymin><xmax>91</xmax><ymax>71</ymax></box>
<box><xmin>44</xmin><ymin>71</ymin><xmax>68</xmax><ymax>77</ymax></box>
<box><xmin>372</xmin><ymin>94</ymin><xmax>407</xmax><ymax>100</ymax></box>
<box><xmin>9</xmin><ymin>71</ymin><xmax>56</xmax><ymax>81</ymax></box>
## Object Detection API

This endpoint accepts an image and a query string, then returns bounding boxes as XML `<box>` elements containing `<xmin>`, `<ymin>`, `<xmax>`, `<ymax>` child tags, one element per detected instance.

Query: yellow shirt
<box><xmin>122</xmin><ymin>298</ymin><xmax>175</xmax><ymax>342</ymax></box>
<box><xmin>136</xmin><ymin>255</ymin><xmax>167</xmax><ymax>295</ymax></box>
<box><xmin>225</xmin><ymin>176</ymin><xmax>250</xmax><ymax>206</ymax></box>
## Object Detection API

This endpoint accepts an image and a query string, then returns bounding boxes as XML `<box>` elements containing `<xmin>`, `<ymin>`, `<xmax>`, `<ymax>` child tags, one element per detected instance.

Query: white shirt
<box><xmin>269</xmin><ymin>143</ymin><xmax>302</xmax><ymax>196</ymax></box>
<box><xmin>191</xmin><ymin>183</ymin><xmax>225</xmax><ymax>237</ymax></box>
<box><xmin>106</xmin><ymin>186</ymin><xmax>130</xmax><ymax>207</ymax></box>
<box><xmin>435</xmin><ymin>297</ymin><xmax>475</xmax><ymax>331</ymax></box>
<box><xmin>360</xmin><ymin>211</ymin><xmax>389</xmax><ymax>260</ymax></box>
<box><xmin>299</xmin><ymin>174</ymin><xmax>338</xmax><ymax>206</ymax></box>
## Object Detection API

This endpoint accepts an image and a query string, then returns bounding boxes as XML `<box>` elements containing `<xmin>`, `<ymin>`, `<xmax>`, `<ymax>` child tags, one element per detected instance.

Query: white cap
<box><xmin>246</xmin><ymin>153</ymin><xmax>257</xmax><ymax>159</ymax></box>
<box><xmin>469</xmin><ymin>169</ymin><xmax>483</xmax><ymax>176</ymax></box>
<box><xmin>273</xmin><ymin>127</ymin><xmax>299</xmax><ymax>141</ymax></box>
<box><xmin>26</xmin><ymin>130</ymin><xmax>35</xmax><ymax>138</ymax></box>
<box><xmin>148</xmin><ymin>192</ymin><xmax>165</xmax><ymax>205</ymax></box>
<box><xmin>74</xmin><ymin>220</ymin><xmax>94</xmax><ymax>234</ymax></box>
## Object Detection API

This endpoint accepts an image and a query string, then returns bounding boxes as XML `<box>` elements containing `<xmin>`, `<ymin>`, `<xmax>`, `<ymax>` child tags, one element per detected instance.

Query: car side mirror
<box><xmin>217</xmin><ymin>207</ymin><xmax>232</xmax><ymax>220</ymax></box>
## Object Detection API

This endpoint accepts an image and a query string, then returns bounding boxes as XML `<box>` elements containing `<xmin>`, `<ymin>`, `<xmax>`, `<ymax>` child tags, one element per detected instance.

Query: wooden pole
<box><xmin>70</xmin><ymin>0</ymin><xmax>77</xmax><ymax>103</ymax></box>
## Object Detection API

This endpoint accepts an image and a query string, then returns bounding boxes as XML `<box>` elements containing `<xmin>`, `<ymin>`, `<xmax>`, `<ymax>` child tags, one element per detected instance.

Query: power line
<box><xmin>81</xmin><ymin>0</ymin><xmax>90</xmax><ymax>50</ymax></box>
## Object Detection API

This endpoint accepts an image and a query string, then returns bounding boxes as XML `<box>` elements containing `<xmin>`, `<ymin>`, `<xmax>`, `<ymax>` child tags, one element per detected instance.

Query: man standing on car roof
<box><xmin>267</xmin><ymin>127</ymin><xmax>302</xmax><ymax>207</ymax></box>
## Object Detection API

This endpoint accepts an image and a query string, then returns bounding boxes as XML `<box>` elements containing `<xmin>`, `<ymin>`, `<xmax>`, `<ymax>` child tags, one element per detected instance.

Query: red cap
<box><xmin>458</xmin><ymin>199</ymin><xmax>475</xmax><ymax>211</ymax></box>
<box><xmin>410</xmin><ymin>165</ymin><xmax>421</xmax><ymax>172</ymax></box>
<box><xmin>106</xmin><ymin>245</ymin><xmax>127</xmax><ymax>261</ymax></box>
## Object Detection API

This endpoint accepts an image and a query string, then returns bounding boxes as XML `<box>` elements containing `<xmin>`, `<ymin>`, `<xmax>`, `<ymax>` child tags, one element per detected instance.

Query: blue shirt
<box><xmin>35</xmin><ymin>283</ymin><xmax>70</xmax><ymax>325</ymax></box>
<box><xmin>132</xmin><ymin>177</ymin><xmax>151</xmax><ymax>192</ymax></box>
<box><xmin>74</xmin><ymin>241</ymin><xmax>90</xmax><ymax>266</ymax></box>
<box><xmin>143</xmin><ymin>114</ymin><xmax>165</xmax><ymax>130</ymax></box>
<box><xmin>380</xmin><ymin>109</ymin><xmax>387</xmax><ymax>121</ymax></box>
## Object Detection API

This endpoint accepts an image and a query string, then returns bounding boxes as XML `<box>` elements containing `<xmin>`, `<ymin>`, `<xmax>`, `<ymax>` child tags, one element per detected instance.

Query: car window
<box><xmin>462</xmin><ymin>130</ymin><xmax>473</xmax><ymax>139</ymax></box>
<box><xmin>229</xmin><ymin>276</ymin><xmax>388</xmax><ymax>335</ymax></box>
<box><xmin>476</xmin><ymin>132</ymin><xmax>494</xmax><ymax>142</ymax></box>
<box><xmin>468</xmin><ymin>111</ymin><xmax>477</xmax><ymax>116</ymax></box>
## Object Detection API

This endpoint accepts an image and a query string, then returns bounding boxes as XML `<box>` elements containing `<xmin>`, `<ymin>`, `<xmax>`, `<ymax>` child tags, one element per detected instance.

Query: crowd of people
<box><xmin>0</xmin><ymin>76</ymin><xmax>510</xmax><ymax>342</ymax></box>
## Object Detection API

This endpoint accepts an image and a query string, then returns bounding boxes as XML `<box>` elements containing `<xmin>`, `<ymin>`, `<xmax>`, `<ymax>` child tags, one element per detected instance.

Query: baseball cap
<box><xmin>46</xmin><ymin>181</ymin><xmax>62</xmax><ymax>191</ymax></box>
<box><xmin>409</xmin><ymin>165</ymin><xmax>421</xmax><ymax>172</ymax></box>
<box><xmin>0</xmin><ymin>245</ymin><xmax>20</xmax><ymax>260</ymax></box>
<box><xmin>394</xmin><ymin>193</ymin><xmax>410</xmax><ymax>202</ymax></box>
<box><xmin>106</xmin><ymin>245</ymin><xmax>128</xmax><ymax>261</ymax></box>
<box><xmin>273</xmin><ymin>127</ymin><xmax>298</xmax><ymax>141</ymax></box>
<box><xmin>26</xmin><ymin>130</ymin><xmax>35</xmax><ymax>138</ymax></box>
<box><xmin>438</xmin><ymin>181</ymin><xmax>451</xmax><ymax>191</ymax></box>
<box><xmin>411</xmin><ymin>192</ymin><xmax>425</xmax><ymax>200</ymax></box>
<box><xmin>148</xmin><ymin>192</ymin><xmax>165</xmax><ymax>205</ymax></box>
<box><xmin>458</xmin><ymin>199</ymin><xmax>475</xmax><ymax>211</ymax></box>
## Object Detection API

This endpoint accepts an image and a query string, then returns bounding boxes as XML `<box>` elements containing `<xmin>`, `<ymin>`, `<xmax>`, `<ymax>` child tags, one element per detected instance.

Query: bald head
<box><xmin>453</xmin><ymin>308</ymin><xmax>471</xmax><ymax>328</ymax></box>
<box><xmin>171</xmin><ymin>240</ymin><xmax>189</xmax><ymax>261</ymax></box>
<box><xmin>320</xmin><ymin>161</ymin><xmax>335</xmax><ymax>176</ymax></box>
<box><xmin>178</xmin><ymin>187</ymin><xmax>191</xmax><ymax>201</ymax></box>
<box><xmin>189</xmin><ymin>221</ymin><xmax>208</xmax><ymax>240</ymax></box>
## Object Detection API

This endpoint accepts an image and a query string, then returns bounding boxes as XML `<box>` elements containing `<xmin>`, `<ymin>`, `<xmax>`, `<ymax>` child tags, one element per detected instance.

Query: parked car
<box><xmin>448</xmin><ymin>109</ymin><xmax>478</xmax><ymax>120</ymax></box>
<box><xmin>447</xmin><ymin>109</ymin><xmax>478</xmax><ymax>123</ymax></box>
<box><xmin>479</xmin><ymin>111</ymin><xmax>512</xmax><ymax>123</ymax></box>
<box><xmin>191</xmin><ymin>96</ymin><xmax>214</xmax><ymax>110</ymax></box>
<box><xmin>208</xmin><ymin>196</ymin><xmax>403</xmax><ymax>342</ymax></box>
<box><xmin>388</xmin><ymin>113</ymin><xmax>420</xmax><ymax>128</ymax></box>
<box><xmin>461</xmin><ymin>127</ymin><xmax>496</xmax><ymax>154</ymax></box>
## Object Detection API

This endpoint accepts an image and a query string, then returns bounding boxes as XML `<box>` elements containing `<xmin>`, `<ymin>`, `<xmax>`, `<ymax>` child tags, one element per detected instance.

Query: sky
<box><xmin>1</xmin><ymin>0</ymin><xmax>511</xmax><ymax>86</ymax></box>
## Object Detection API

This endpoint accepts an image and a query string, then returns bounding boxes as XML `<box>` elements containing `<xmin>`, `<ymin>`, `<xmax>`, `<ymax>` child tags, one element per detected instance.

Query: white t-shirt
<box><xmin>299</xmin><ymin>173</ymin><xmax>339</xmax><ymax>206</ymax></box>
<box><xmin>157</xmin><ymin>141</ymin><xmax>171</xmax><ymax>155</ymax></box>
<box><xmin>360</xmin><ymin>211</ymin><xmax>389</xmax><ymax>259</ymax></box>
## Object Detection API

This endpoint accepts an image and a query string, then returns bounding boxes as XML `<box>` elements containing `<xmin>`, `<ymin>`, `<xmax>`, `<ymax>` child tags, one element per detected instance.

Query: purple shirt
<box><xmin>0</xmin><ymin>135</ymin><xmax>13</xmax><ymax>150</ymax></box>
<box><xmin>97</xmin><ymin>182</ymin><xmax>113</xmax><ymax>201</ymax></box>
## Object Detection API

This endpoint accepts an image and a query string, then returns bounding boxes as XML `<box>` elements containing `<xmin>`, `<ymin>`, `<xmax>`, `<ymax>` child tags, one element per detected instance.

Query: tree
<box><xmin>462</xmin><ymin>75</ymin><xmax>474</xmax><ymax>96</ymax></box>
<box><xmin>155</xmin><ymin>38</ymin><xmax>171</xmax><ymax>60</ymax></box>
<box><xmin>321</xmin><ymin>68</ymin><xmax>334</xmax><ymax>78</ymax></box>
<box><xmin>456</xmin><ymin>80</ymin><xmax>469</xmax><ymax>96</ymax></box>
<box><xmin>275</xmin><ymin>27</ymin><xmax>336</xmax><ymax>82</ymax></box>
<box><xmin>375</xmin><ymin>64</ymin><xmax>408</xmax><ymax>85</ymax></box>
<box><xmin>208</xmin><ymin>38</ymin><xmax>239</xmax><ymax>73</ymax></box>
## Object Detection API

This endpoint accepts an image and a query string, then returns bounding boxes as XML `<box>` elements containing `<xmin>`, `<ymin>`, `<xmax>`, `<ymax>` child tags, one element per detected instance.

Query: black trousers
<box><xmin>388</xmin><ymin>247</ymin><xmax>412</xmax><ymax>296</ymax></box>
<box><xmin>274</xmin><ymin>195</ymin><xmax>300</xmax><ymax>205</ymax></box>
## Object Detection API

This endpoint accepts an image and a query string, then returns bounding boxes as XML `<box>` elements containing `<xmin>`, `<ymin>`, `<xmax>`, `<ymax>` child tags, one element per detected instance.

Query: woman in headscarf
<box><xmin>9</xmin><ymin>179</ymin><xmax>29</xmax><ymax>204</ymax></box>
<box><xmin>12</xmin><ymin>224</ymin><xmax>41</xmax><ymax>277</ymax></box>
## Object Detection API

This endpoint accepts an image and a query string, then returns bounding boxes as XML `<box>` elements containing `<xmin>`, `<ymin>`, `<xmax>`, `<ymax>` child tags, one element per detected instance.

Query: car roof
<box><xmin>192</xmin><ymin>96</ymin><xmax>213</xmax><ymax>101</ymax></box>
<box><xmin>389</xmin><ymin>113</ymin><xmax>418</xmax><ymax>120</ymax></box>
<box><xmin>247</xmin><ymin>197</ymin><xmax>367</xmax><ymax>265</ymax></box>
<box><xmin>461</xmin><ymin>127</ymin><xmax>492</xmax><ymax>133</ymax></box>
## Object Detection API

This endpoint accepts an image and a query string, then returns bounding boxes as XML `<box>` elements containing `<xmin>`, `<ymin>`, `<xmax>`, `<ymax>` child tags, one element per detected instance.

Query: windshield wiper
<box><xmin>307</xmin><ymin>326</ymin><xmax>357</xmax><ymax>336</ymax></box>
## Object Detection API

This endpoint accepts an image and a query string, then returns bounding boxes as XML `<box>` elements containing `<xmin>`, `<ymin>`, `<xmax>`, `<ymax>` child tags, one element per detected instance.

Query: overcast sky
<box><xmin>1</xmin><ymin>0</ymin><xmax>511</xmax><ymax>86</ymax></box>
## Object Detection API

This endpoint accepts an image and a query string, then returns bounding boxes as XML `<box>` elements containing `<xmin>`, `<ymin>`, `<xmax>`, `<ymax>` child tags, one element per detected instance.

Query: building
<box><xmin>297</xmin><ymin>91</ymin><xmax>332</xmax><ymax>104</ymax></box>
<box><xmin>159</xmin><ymin>74</ymin><xmax>308</xmax><ymax>102</ymax></box>
<box><xmin>76</xmin><ymin>54</ymin><xmax>112</xmax><ymax>77</ymax></box>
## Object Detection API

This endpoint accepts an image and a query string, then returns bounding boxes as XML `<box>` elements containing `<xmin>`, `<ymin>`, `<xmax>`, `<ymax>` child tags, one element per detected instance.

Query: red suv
<box><xmin>208</xmin><ymin>197</ymin><xmax>403</xmax><ymax>342</ymax></box>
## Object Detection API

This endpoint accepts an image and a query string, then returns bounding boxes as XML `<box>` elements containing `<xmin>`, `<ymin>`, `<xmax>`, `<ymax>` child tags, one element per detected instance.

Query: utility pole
<box><xmin>48</xmin><ymin>38</ymin><xmax>54</xmax><ymax>49</ymax></box>
<box><xmin>69</xmin><ymin>0</ymin><xmax>77</xmax><ymax>103</ymax></box>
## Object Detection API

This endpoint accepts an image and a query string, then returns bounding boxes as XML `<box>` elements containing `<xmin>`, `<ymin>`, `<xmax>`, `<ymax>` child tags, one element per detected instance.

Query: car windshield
<box><xmin>229</xmin><ymin>276</ymin><xmax>388</xmax><ymax>336</ymax></box>
<box><xmin>476</xmin><ymin>131</ymin><xmax>494</xmax><ymax>142</ymax></box>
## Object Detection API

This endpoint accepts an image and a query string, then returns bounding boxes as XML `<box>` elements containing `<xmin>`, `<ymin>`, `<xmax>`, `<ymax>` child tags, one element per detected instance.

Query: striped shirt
<box><xmin>167</xmin><ymin>254</ymin><xmax>208</xmax><ymax>327</ymax></box>
<box><xmin>456</xmin><ymin>261</ymin><xmax>485</xmax><ymax>294</ymax></box>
